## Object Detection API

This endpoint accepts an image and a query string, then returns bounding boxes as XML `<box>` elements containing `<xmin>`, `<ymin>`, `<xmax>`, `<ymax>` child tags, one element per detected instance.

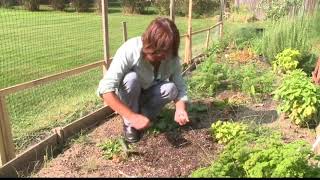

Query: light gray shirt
<box><xmin>97</xmin><ymin>36</ymin><xmax>188</xmax><ymax>102</ymax></box>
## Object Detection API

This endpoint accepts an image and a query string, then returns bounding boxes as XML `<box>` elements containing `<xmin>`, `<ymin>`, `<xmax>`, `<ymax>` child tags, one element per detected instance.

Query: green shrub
<box><xmin>22</xmin><ymin>0</ymin><xmax>40</xmax><ymax>11</ymax></box>
<box><xmin>258</xmin><ymin>0</ymin><xmax>304</xmax><ymax>20</ymax></box>
<box><xmin>71</xmin><ymin>0</ymin><xmax>91</xmax><ymax>12</ymax></box>
<box><xmin>211</xmin><ymin>120</ymin><xmax>248</xmax><ymax>144</ymax></box>
<box><xmin>243</xmin><ymin>140</ymin><xmax>319</xmax><ymax>178</ymax></box>
<box><xmin>298</xmin><ymin>53</ymin><xmax>318</xmax><ymax>75</ymax></box>
<box><xmin>191</xmin><ymin>123</ymin><xmax>320</xmax><ymax>178</ymax></box>
<box><xmin>274</xmin><ymin>69</ymin><xmax>320</xmax><ymax>127</ymax></box>
<box><xmin>232</xmin><ymin>26</ymin><xmax>260</xmax><ymax>50</ymax></box>
<box><xmin>188</xmin><ymin>0</ymin><xmax>219</xmax><ymax>18</ymax></box>
<box><xmin>153</xmin><ymin>0</ymin><xmax>219</xmax><ymax>17</ymax></box>
<box><xmin>188</xmin><ymin>55</ymin><xmax>274</xmax><ymax>100</ymax></box>
<box><xmin>121</xmin><ymin>0</ymin><xmax>150</xmax><ymax>14</ymax></box>
<box><xmin>187</xmin><ymin>55</ymin><xmax>229</xmax><ymax>98</ymax></box>
<box><xmin>0</xmin><ymin>0</ymin><xmax>15</xmax><ymax>8</ymax></box>
<box><xmin>228</xmin><ymin>64</ymin><xmax>275</xmax><ymax>99</ymax></box>
<box><xmin>152</xmin><ymin>0</ymin><xmax>168</xmax><ymax>15</ymax></box>
<box><xmin>272</xmin><ymin>48</ymin><xmax>301</xmax><ymax>74</ymax></box>
<box><xmin>50</xmin><ymin>0</ymin><xmax>65</xmax><ymax>11</ymax></box>
<box><xmin>260</xmin><ymin>16</ymin><xmax>311</xmax><ymax>62</ymax></box>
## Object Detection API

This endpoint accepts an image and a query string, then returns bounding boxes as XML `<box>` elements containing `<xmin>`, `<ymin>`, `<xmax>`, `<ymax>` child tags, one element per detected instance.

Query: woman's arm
<box><xmin>103</xmin><ymin>92</ymin><xmax>150</xmax><ymax>130</ymax></box>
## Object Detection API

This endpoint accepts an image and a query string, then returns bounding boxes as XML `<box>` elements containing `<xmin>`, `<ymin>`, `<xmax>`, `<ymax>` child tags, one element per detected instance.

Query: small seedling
<box><xmin>98</xmin><ymin>138</ymin><xmax>133</xmax><ymax>160</ymax></box>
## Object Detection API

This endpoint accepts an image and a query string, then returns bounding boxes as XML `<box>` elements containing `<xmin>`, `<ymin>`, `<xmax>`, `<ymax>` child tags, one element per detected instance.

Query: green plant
<box><xmin>233</xmin><ymin>26</ymin><xmax>260</xmax><ymax>50</ymax></box>
<box><xmin>191</xmin><ymin>123</ymin><xmax>320</xmax><ymax>178</ymax></box>
<box><xmin>98</xmin><ymin>138</ymin><xmax>123</xmax><ymax>159</ymax></box>
<box><xmin>153</xmin><ymin>0</ymin><xmax>219</xmax><ymax>17</ymax></box>
<box><xmin>50</xmin><ymin>0</ymin><xmax>65</xmax><ymax>11</ymax></box>
<box><xmin>258</xmin><ymin>0</ymin><xmax>304</xmax><ymax>20</ymax></box>
<box><xmin>228</xmin><ymin>64</ymin><xmax>275</xmax><ymax>99</ymax></box>
<box><xmin>187</xmin><ymin>56</ymin><xmax>229</xmax><ymax>98</ymax></box>
<box><xmin>260</xmin><ymin>15</ymin><xmax>311</xmax><ymax>62</ymax></box>
<box><xmin>71</xmin><ymin>0</ymin><xmax>91</xmax><ymax>12</ymax></box>
<box><xmin>0</xmin><ymin>0</ymin><xmax>15</xmax><ymax>8</ymax></box>
<box><xmin>211</xmin><ymin>120</ymin><xmax>248</xmax><ymax>144</ymax></box>
<box><xmin>243</xmin><ymin>140</ymin><xmax>319</xmax><ymax>177</ymax></box>
<box><xmin>152</xmin><ymin>0</ymin><xmax>169</xmax><ymax>15</ymax></box>
<box><xmin>22</xmin><ymin>0</ymin><xmax>40</xmax><ymax>11</ymax></box>
<box><xmin>188</xmin><ymin>0</ymin><xmax>219</xmax><ymax>18</ymax></box>
<box><xmin>274</xmin><ymin>69</ymin><xmax>320</xmax><ymax>127</ymax></box>
<box><xmin>121</xmin><ymin>0</ymin><xmax>150</xmax><ymax>14</ymax></box>
<box><xmin>148</xmin><ymin>109</ymin><xmax>179</xmax><ymax>134</ymax></box>
<box><xmin>272</xmin><ymin>48</ymin><xmax>301</xmax><ymax>74</ymax></box>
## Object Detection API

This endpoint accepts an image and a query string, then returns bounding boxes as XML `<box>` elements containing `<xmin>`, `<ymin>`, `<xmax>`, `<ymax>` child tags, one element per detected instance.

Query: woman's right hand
<box><xmin>312</xmin><ymin>58</ymin><xmax>320</xmax><ymax>85</ymax></box>
<box><xmin>128</xmin><ymin>113</ymin><xmax>151</xmax><ymax>130</ymax></box>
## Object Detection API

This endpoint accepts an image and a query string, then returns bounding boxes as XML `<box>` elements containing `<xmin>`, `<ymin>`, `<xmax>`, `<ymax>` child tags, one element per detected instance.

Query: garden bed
<box><xmin>33</xmin><ymin>90</ymin><xmax>316</xmax><ymax>177</ymax></box>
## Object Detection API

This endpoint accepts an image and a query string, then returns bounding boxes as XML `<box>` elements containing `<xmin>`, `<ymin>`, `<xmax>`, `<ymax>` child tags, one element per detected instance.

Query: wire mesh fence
<box><xmin>0</xmin><ymin>1</ymin><xmax>220</xmax><ymax>155</ymax></box>
<box><xmin>0</xmin><ymin>6</ymin><xmax>104</xmax><ymax>89</ymax></box>
<box><xmin>5</xmin><ymin>67</ymin><xmax>103</xmax><ymax>153</ymax></box>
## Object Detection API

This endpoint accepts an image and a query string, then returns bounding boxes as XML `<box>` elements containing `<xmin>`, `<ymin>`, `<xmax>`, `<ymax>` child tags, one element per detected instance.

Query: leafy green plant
<box><xmin>274</xmin><ymin>69</ymin><xmax>320</xmax><ymax>127</ymax></box>
<box><xmin>244</xmin><ymin>140</ymin><xmax>319</xmax><ymax>178</ymax></box>
<box><xmin>98</xmin><ymin>138</ymin><xmax>124</xmax><ymax>159</ymax></box>
<box><xmin>148</xmin><ymin>109</ymin><xmax>179</xmax><ymax>134</ymax></box>
<box><xmin>191</xmin><ymin>123</ymin><xmax>320</xmax><ymax>178</ymax></box>
<box><xmin>259</xmin><ymin>15</ymin><xmax>311</xmax><ymax>62</ymax></box>
<box><xmin>258</xmin><ymin>0</ymin><xmax>304</xmax><ymax>20</ymax></box>
<box><xmin>153</xmin><ymin>0</ymin><xmax>219</xmax><ymax>17</ymax></box>
<box><xmin>188</xmin><ymin>54</ymin><xmax>274</xmax><ymax>100</ymax></box>
<box><xmin>232</xmin><ymin>27</ymin><xmax>260</xmax><ymax>50</ymax></box>
<box><xmin>121</xmin><ymin>0</ymin><xmax>150</xmax><ymax>14</ymax></box>
<box><xmin>272</xmin><ymin>48</ymin><xmax>301</xmax><ymax>74</ymax></box>
<box><xmin>228</xmin><ymin>64</ymin><xmax>275</xmax><ymax>99</ymax></box>
<box><xmin>187</xmin><ymin>56</ymin><xmax>229</xmax><ymax>98</ymax></box>
<box><xmin>211</xmin><ymin>120</ymin><xmax>248</xmax><ymax>144</ymax></box>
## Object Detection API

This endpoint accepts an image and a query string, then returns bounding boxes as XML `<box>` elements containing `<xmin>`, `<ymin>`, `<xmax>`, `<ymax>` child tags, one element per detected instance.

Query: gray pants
<box><xmin>118</xmin><ymin>72</ymin><xmax>178</xmax><ymax>126</ymax></box>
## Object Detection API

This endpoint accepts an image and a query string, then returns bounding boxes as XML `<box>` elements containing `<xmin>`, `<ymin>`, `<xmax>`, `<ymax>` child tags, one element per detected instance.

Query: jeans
<box><xmin>118</xmin><ymin>71</ymin><xmax>178</xmax><ymax>126</ymax></box>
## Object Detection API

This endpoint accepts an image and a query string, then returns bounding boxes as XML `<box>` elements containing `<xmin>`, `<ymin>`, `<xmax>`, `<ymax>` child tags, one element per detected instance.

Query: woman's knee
<box><xmin>121</xmin><ymin>72</ymin><xmax>141</xmax><ymax>94</ymax></box>
<box><xmin>160</xmin><ymin>82</ymin><xmax>178</xmax><ymax>101</ymax></box>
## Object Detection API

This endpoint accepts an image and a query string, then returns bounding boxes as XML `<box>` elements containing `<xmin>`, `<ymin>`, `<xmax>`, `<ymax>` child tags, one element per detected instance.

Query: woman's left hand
<box><xmin>174</xmin><ymin>109</ymin><xmax>190</xmax><ymax>126</ymax></box>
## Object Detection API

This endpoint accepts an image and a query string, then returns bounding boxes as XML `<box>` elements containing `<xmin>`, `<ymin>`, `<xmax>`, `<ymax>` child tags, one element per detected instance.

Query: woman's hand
<box><xmin>128</xmin><ymin>113</ymin><xmax>151</xmax><ymax>130</ymax></box>
<box><xmin>174</xmin><ymin>109</ymin><xmax>190</xmax><ymax>126</ymax></box>
<box><xmin>312</xmin><ymin>58</ymin><xmax>320</xmax><ymax>85</ymax></box>
<box><xmin>174</xmin><ymin>100</ymin><xmax>190</xmax><ymax>126</ymax></box>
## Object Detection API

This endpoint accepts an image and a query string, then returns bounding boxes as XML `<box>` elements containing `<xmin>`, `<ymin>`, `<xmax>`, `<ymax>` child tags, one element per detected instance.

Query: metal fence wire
<box><xmin>0</xmin><ymin>1</ymin><xmax>219</xmax><ymax>155</ymax></box>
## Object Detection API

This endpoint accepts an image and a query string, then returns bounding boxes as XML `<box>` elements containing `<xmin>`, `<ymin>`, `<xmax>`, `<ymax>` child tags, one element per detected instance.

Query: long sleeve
<box><xmin>170</xmin><ymin>57</ymin><xmax>188</xmax><ymax>102</ymax></box>
<box><xmin>97</xmin><ymin>38</ymin><xmax>141</xmax><ymax>96</ymax></box>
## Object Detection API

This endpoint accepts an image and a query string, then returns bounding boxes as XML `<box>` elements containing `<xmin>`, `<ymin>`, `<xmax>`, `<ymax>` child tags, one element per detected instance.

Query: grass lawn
<box><xmin>0</xmin><ymin>6</ymin><xmax>218</xmax><ymax>152</ymax></box>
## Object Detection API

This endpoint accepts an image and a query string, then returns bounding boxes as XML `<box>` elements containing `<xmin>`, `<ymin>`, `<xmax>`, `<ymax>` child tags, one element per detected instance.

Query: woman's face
<box><xmin>145</xmin><ymin>50</ymin><xmax>171</xmax><ymax>62</ymax></box>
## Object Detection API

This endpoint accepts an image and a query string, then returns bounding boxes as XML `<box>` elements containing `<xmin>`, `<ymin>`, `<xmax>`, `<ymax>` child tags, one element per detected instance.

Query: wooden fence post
<box><xmin>206</xmin><ymin>29</ymin><xmax>210</xmax><ymax>50</ymax></box>
<box><xmin>184</xmin><ymin>0</ymin><xmax>192</xmax><ymax>64</ymax></box>
<box><xmin>170</xmin><ymin>0</ymin><xmax>175</xmax><ymax>22</ymax></box>
<box><xmin>219</xmin><ymin>0</ymin><xmax>224</xmax><ymax>38</ymax></box>
<box><xmin>122</xmin><ymin>21</ymin><xmax>128</xmax><ymax>43</ymax></box>
<box><xmin>101</xmin><ymin>0</ymin><xmax>110</xmax><ymax>75</ymax></box>
<box><xmin>0</xmin><ymin>95</ymin><xmax>15</xmax><ymax>166</ymax></box>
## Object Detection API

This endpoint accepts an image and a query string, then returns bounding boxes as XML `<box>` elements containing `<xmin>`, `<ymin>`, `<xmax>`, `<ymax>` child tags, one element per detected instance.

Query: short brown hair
<box><xmin>142</xmin><ymin>17</ymin><xmax>180</xmax><ymax>58</ymax></box>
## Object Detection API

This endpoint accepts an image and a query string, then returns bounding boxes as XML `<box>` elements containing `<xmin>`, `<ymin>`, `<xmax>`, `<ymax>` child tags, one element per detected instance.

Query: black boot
<box><xmin>123</xmin><ymin>124</ymin><xmax>141</xmax><ymax>143</ymax></box>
